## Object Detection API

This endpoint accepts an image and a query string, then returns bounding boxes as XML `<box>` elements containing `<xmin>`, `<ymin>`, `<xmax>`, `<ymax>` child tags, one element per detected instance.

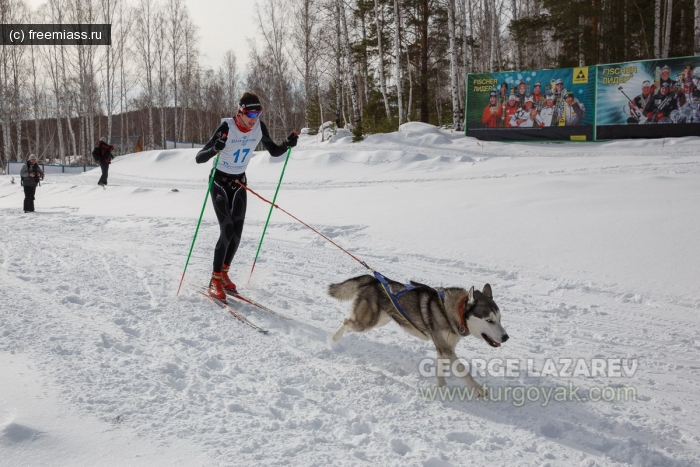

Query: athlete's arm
<box><xmin>259</xmin><ymin>121</ymin><xmax>289</xmax><ymax>158</ymax></box>
<box><xmin>196</xmin><ymin>121</ymin><xmax>230</xmax><ymax>163</ymax></box>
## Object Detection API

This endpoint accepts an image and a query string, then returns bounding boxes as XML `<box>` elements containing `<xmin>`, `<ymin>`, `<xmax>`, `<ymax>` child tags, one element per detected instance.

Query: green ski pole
<box><xmin>247</xmin><ymin>143</ymin><xmax>294</xmax><ymax>285</ymax></box>
<box><xmin>176</xmin><ymin>139</ymin><xmax>226</xmax><ymax>296</ymax></box>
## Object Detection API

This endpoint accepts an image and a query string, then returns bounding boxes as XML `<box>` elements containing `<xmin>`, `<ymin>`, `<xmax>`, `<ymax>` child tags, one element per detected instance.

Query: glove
<box><xmin>284</xmin><ymin>131</ymin><xmax>299</xmax><ymax>148</ymax></box>
<box><xmin>214</xmin><ymin>134</ymin><xmax>226</xmax><ymax>151</ymax></box>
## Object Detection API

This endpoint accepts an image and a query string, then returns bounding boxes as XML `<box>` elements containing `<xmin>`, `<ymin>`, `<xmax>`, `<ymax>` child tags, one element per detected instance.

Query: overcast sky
<box><xmin>25</xmin><ymin>0</ymin><xmax>255</xmax><ymax>71</ymax></box>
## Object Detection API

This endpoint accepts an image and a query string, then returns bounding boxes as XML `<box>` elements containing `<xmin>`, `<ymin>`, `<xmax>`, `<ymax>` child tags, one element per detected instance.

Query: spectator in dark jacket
<box><xmin>92</xmin><ymin>137</ymin><xmax>116</xmax><ymax>187</ymax></box>
<box><xmin>20</xmin><ymin>154</ymin><xmax>44</xmax><ymax>213</ymax></box>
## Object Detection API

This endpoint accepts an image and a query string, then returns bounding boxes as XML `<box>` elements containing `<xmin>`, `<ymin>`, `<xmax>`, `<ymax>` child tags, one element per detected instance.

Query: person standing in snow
<box><xmin>20</xmin><ymin>154</ymin><xmax>44</xmax><ymax>213</ymax></box>
<box><xmin>92</xmin><ymin>137</ymin><xmax>115</xmax><ymax>187</ymax></box>
<box><xmin>196</xmin><ymin>92</ymin><xmax>298</xmax><ymax>300</ymax></box>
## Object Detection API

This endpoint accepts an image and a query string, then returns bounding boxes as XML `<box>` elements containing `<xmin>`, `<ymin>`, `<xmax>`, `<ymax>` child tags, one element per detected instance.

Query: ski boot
<box><xmin>208</xmin><ymin>272</ymin><xmax>226</xmax><ymax>301</ymax></box>
<box><xmin>221</xmin><ymin>264</ymin><xmax>237</xmax><ymax>292</ymax></box>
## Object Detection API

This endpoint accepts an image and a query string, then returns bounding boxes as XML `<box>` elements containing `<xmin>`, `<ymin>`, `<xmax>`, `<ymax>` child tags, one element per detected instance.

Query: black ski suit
<box><xmin>196</xmin><ymin>119</ymin><xmax>289</xmax><ymax>273</ymax></box>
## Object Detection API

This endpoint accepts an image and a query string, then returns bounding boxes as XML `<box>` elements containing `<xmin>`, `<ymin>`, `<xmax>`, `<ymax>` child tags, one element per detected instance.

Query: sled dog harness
<box><xmin>374</xmin><ymin>273</ymin><xmax>470</xmax><ymax>338</ymax></box>
<box><xmin>373</xmin><ymin>271</ymin><xmax>428</xmax><ymax>338</ymax></box>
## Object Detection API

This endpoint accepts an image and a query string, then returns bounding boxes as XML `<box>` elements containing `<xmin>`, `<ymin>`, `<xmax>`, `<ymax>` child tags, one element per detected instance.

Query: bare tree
<box><xmin>180</xmin><ymin>16</ymin><xmax>199</xmax><ymax>142</ymax></box>
<box><xmin>134</xmin><ymin>0</ymin><xmax>158</xmax><ymax>150</ymax></box>
<box><xmin>0</xmin><ymin>0</ymin><xmax>11</xmax><ymax>167</ymax></box>
<box><xmin>374</xmin><ymin>0</ymin><xmax>390</xmax><ymax>118</ymax></box>
<box><xmin>338</xmin><ymin>0</ymin><xmax>361</xmax><ymax>137</ymax></box>
<box><xmin>28</xmin><ymin>41</ymin><xmax>42</xmax><ymax>157</ymax></box>
<box><xmin>4</xmin><ymin>0</ymin><xmax>29</xmax><ymax>162</ymax></box>
<box><xmin>167</xmin><ymin>0</ymin><xmax>186</xmax><ymax>141</ymax></box>
<box><xmin>221</xmin><ymin>50</ymin><xmax>239</xmax><ymax>116</ymax></box>
<box><xmin>662</xmin><ymin>0</ymin><xmax>673</xmax><ymax>58</ymax></box>
<box><xmin>155</xmin><ymin>6</ymin><xmax>169</xmax><ymax>147</ymax></box>
<box><xmin>291</xmin><ymin>0</ymin><xmax>319</xmax><ymax>128</ymax></box>
<box><xmin>253</xmin><ymin>0</ymin><xmax>294</xmax><ymax>137</ymax></box>
<box><xmin>447</xmin><ymin>0</ymin><xmax>462</xmax><ymax>131</ymax></box>
<box><xmin>655</xmin><ymin>0</ymin><xmax>662</xmax><ymax>58</ymax></box>
<box><xmin>100</xmin><ymin>0</ymin><xmax>121</xmax><ymax>142</ymax></box>
<box><xmin>393</xmin><ymin>0</ymin><xmax>403</xmax><ymax>125</ymax></box>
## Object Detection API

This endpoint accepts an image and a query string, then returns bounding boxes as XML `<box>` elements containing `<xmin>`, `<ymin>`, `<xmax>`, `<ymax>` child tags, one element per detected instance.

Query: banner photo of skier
<box><xmin>465</xmin><ymin>66</ymin><xmax>595</xmax><ymax>142</ymax></box>
<box><xmin>596</xmin><ymin>56</ymin><xmax>700</xmax><ymax>139</ymax></box>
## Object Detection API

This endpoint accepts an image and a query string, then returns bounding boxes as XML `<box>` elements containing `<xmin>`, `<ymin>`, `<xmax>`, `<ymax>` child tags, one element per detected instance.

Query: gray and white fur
<box><xmin>329</xmin><ymin>274</ymin><xmax>508</xmax><ymax>396</ymax></box>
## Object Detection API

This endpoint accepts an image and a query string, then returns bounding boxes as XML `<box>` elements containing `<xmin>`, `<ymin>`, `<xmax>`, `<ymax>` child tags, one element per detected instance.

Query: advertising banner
<box><xmin>465</xmin><ymin>66</ymin><xmax>596</xmax><ymax>141</ymax></box>
<box><xmin>596</xmin><ymin>56</ymin><xmax>700</xmax><ymax>139</ymax></box>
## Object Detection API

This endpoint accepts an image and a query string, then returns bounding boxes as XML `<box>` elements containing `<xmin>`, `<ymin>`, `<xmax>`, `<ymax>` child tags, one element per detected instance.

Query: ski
<box><xmin>191</xmin><ymin>285</ymin><xmax>268</xmax><ymax>334</ymax></box>
<box><xmin>224</xmin><ymin>290</ymin><xmax>292</xmax><ymax>321</ymax></box>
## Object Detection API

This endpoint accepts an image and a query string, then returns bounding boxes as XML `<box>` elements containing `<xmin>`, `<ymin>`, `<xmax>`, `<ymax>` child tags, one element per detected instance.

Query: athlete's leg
<box><xmin>210</xmin><ymin>181</ymin><xmax>235</xmax><ymax>273</ymax></box>
<box><xmin>223</xmin><ymin>187</ymin><xmax>247</xmax><ymax>266</ymax></box>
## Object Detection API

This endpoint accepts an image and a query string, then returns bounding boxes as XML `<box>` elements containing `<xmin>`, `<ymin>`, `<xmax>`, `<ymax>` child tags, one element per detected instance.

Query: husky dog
<box><xmin>329</xmin><ymin>275</ymin><xmax>508</xmax><ymax>395</ymax></box>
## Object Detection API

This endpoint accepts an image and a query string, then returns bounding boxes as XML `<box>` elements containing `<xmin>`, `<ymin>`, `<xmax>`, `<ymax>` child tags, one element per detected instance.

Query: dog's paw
<box><xmin>471</xmin><ymin>385</ymin><xmax>488</xmax><ymax>398</ymax></box>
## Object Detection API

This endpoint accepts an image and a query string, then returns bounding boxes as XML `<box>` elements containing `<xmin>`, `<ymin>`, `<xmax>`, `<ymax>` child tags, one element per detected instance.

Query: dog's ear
<box><xmin>482</xmin><ymin>283</ymin><xmax>492</xmax><ymax>298</ymax></box>
<box><xmin>468</xmin><ymin>286</ymin><xmax>475</xmax><ymax>304</ymax></box>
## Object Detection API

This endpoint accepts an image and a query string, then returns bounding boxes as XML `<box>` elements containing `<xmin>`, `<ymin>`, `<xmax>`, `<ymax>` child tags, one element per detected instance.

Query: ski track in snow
<box><xmin>1</xmin><ymin>214</ymin><xmax>699</xmax><ymax>466</ymax></box>
<box><xmin>1</xmin><ymin>129</ymin><xmax>700</xmax><ymax>466</ymax></box>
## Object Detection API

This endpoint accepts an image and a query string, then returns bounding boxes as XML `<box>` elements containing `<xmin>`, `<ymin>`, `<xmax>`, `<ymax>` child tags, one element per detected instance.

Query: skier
<box><xmin>20</xmin><ymin>154</ymin><xmax>44</xmax><ymax>213</ymax></box>
<box><xmin>92</xmin><ymin>137</ymin><xmax>115</xmax><ymax>187</ymax></box>
<box><xmin>195</xmin><ymin>92</ymin><xmax>298</xmax><ymax>300</ymax></box>
<box><xmin>481</xmin><ymin>90</ymin><xmax>503</xmax><ymax>128</ymax></box>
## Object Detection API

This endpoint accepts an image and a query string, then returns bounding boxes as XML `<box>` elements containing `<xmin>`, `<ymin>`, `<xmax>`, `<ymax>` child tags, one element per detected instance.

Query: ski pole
<box><xmin>176</xmin><ymin>136</ymin><xmax>226</xmax><ymax>296</ymax></box>
<box><xmin>247</xmin><ymin>141</ymin><xmax>295</xmax><ymax>285</ymax></box>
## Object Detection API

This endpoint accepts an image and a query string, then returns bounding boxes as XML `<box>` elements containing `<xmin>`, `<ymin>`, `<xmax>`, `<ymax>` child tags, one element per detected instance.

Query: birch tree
<box><xmin>100</xmin><ymin>0</ymin><xmax>120</xmax><ymax>142</ymax></box>
<box><xmin>134</xmin><ymin>0</ymin><xmax>158</xmax><ymax>150</ymax></box>
<box><xmin>447</xmin><ymin>0</ymin><xmax>461</xmax><ymax>131</ymax></box>
<box><xmin>222</xmin><ymin>50</ymin><xmax>238</xmax><ymax>115</ymax></box>
<box><xmin>338</xmin><ymin>0</ymin><xmax>362</xmax><ymax>139</ymax></box>
<box><xmin>662</xmin><ymin>0</ymin><xmax>673</xmax><ymax>58</ymax></box>
<box><xmin>374</xmin><ymin>0</ymin><xmax>391</xmax><ymax>118</ymax></box>
<box><xmin>291</xmin><ymin>0</ymin><xmax>318</xmax><ymax>128</ymax></box>
<box><xmin>167</xmin><ymin>0</ymin><xmax>186</xmax><ymax>141</ymax></box>
<box><xmin>394</xmin><ymin>0</ymin><xmax>403</xmax><ymax>125</ymax></box>
<box><xmin>28</xmin><ymin>42</ymin><xmax>42</xmax><ymax>157</ymax></box>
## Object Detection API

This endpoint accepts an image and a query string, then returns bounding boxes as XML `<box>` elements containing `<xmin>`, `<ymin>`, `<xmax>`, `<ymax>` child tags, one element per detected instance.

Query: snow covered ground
<box><xmin>1</xmin><ymin>123</ymin><xmax>699</xmax><ymax>466</ymax></box>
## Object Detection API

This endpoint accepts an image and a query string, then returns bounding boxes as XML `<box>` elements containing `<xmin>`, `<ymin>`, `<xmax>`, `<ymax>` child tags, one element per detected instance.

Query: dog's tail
<box><xmin>328</xmin><ymin>275</ymin><xmax>376</xmax><ymax>301</ymax></box>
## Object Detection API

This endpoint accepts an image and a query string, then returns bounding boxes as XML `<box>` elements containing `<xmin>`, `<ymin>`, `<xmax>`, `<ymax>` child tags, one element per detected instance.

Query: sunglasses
<box><xmin>239</xmin><ymin>106</ymin><xmax>262</xmax><ymax>118</ymax></box>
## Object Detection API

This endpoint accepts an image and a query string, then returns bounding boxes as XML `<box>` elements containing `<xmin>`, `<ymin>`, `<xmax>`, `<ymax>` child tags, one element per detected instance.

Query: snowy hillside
<box><xmin>1</xmin><ymin>123</ymin><xmax>699</xmax><ymax>466</ymax></box>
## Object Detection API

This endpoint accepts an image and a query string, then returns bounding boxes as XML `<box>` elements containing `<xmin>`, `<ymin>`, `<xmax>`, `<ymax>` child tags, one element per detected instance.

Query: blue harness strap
<box><xmin>373</xmin><ymin>271</ymin><xmax>427</xmax><ymax>337</ymax></box>
<box><xmin>437</xmin><ymin>290</ymin><xmax>446</xmax><ymax>307</ymax></box>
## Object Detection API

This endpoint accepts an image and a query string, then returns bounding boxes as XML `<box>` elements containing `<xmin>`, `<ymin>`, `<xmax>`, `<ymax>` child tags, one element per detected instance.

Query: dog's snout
<box><xmin>501</xmin><ymin>334</ymin><xmax>509</xmax><ymax>343</ymax></box>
